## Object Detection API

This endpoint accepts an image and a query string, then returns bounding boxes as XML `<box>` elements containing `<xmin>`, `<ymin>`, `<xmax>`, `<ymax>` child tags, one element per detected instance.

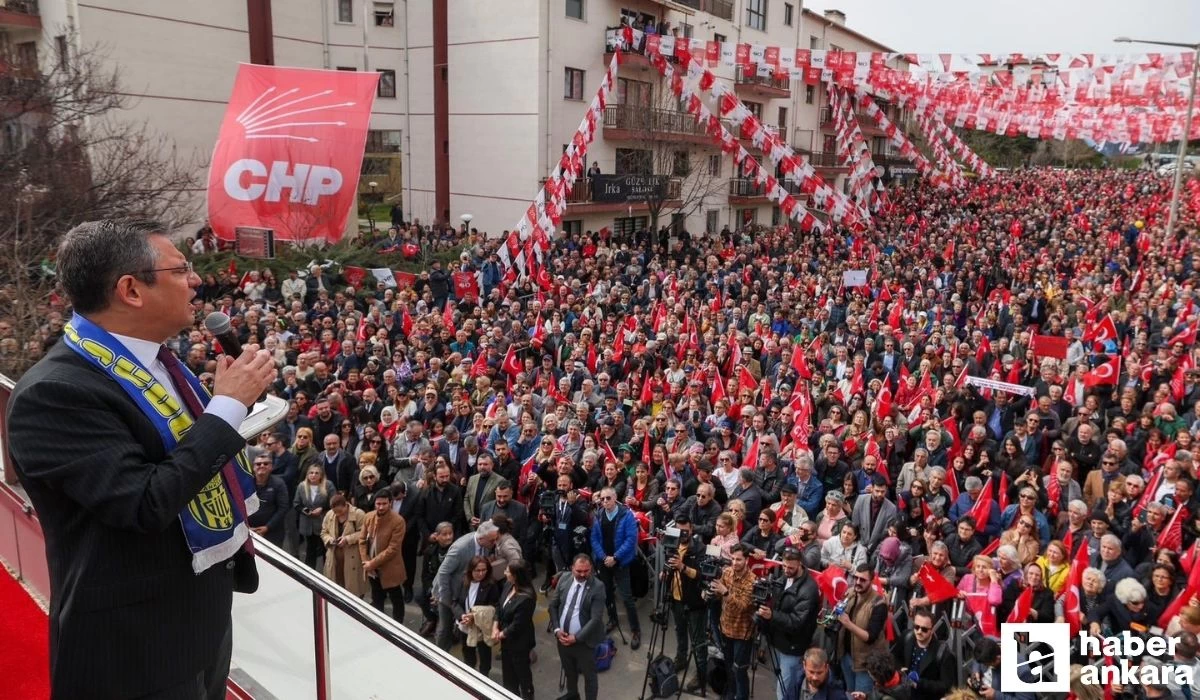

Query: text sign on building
<box><xmin>592</xmin><ymin>174</ymin><xmax>667</xmax><ymax>203</ymax></box>
<box><xmin>207</xmin><ymin>64</ymin><xmax>379</xmax><ymax>245</ymax></box>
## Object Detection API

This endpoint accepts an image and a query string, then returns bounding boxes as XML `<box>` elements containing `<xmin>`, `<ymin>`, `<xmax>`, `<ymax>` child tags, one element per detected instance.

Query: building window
<box><xmin>745</xmin><ymin>0</ymin><xmax>767</xmax><ymax>31</ymax></box>
<box><xmin>377</xmin><ymin>69</ymin><xmax>396</xmax><ymax>98</ymax></box>
<box><xmin>561</xmin><ymin>220</ymin><xmax>583</xmax><ymax>235</ymax></box>
<box><xmin>809</xmin><ymin>35</ymin><xmax>820</xmax><ymax>50</ymax></box>
<box><xmin>822</xmin><ymin>135</ymin><xmax>836</xmax><ymax>153</ymax></box>
<box><xmin>374</xmin><ymin>2</ymin><xmax>394</xmax><ymax>26</ymax></box>
<box><xmin>615</xmin><ymin>148</ymin><xmax>652</xmax><ymax>175</ymax></box>
<box><xmin>613</xmin><ymin>216</ymin><xmax>649</xmax><ymax>236</ymax></box>
<box><xmin>337</xmin><ymin>0</ymin><xmax>353</xmax><ymax>23</ymax></box>
<box><xmin>673</xmin><ymin>150</ymin><xmax>691</xmax><ymax>177</ymax></box>
<box><xmin>706</xmin><ymin>209</ymin><xmax>720</xmax><ymax>234</ymax></box>
<box><xmin>337</xmin><ymin>66</ymin><xmax>357</xmax><ymax>71</ymax></box>
<box><xmin>55</xmin><ymin>35</ymin><xmax>68</xmax><ymax>70</ymax></box>
<box><xmin>805</xmin><ymin>85</ymin><xmax>815</xmax><ymax>104</ymax></box>
<box><xmin>617</xmin><ymin>78</ymin><xmax>652</xmax><ymax>107</ymax></box>
<box><xmin>566</xmin><ymin>0</ymin><xmax>584</xmax><ymax>20</ymax></box>
<box><xmin>564</xmin><ymin>68</ymin><xmax>585</xmax><ymax>100</ymax></box>
<box><xmin>771</xmin><ymin>206</ymin><xmax>782</xmax><ymax>226</ymax></box>
<box><xmin>361</xmin><ymin>157</ymin><xmax>391</xmax><ymax>175</ymax></box>
<box><xmin>707</xmin><ymin>154</ymin><xmax>721</xmax><ymax>177</ymax></box>
<box><xmin>777</xmin><ymin>107</ymin><xmax>788</xmax><ymax>134</ymax></box>
<box><xmin>714</xmin><ymin>33</ymin><xmax>726</xmax><ymax>44</ymax></box>
<box><xmin>783</xmin><ymin>3</ymin><xmax>793</xmax><ymax>25</ymax></box>
<box><xmin>367</xmin><ymin>129</ymin><xmax>402</xmax><ymax>152</ymax></box>
<box><xmin>745</xmin><ymin>101</ymin><xmax>763</xmax><ymax>120</ymax></box>
<box><xmin>738</xmin><ymin>208</ymin><xmax>757</xmax><ymax>226</ymax></box>
<box><xmin>682</xmin><ymin>23</ymin><xmax>693</xmax><ymax>39</ymax></box>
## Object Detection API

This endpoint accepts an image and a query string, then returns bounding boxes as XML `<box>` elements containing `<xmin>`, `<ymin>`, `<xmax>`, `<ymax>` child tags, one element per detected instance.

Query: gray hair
<box><xmin>435</xmin><ymin>521</ymin><xmax>455</xmax><ymax>535</ymax></box>
<box><xmin>964</xmin><ymin>476</ymin><xmax>983</xmax><ymax>490</ymax></box>
<box><xmin>795</xmin><ymin>452</ymin><xmax>815</xmax><ymax>470</ymax></box>
<box><xmin>1100</xmin><ymin>534</ymin><xmax>1123</xmax><ymax>551</ymax></box>
<box><xmin>803</xmin><ymin>647</ymin><xmax>828</xmax><ymax>665</ymax></box>
<box><xmin>1068</xmin><ymin>499</ymin><xmax>1089</xmax><ymax>516</ymax></box>
<box><xmin>929</xmin><ymin>541</ymin><xmax>949</xmax><ymax>555</ymax></box>
<box><xmin>1082</xmin><ymin>567</ymin><xmax>1107</xmax><ymax>588</ymax></box>
<box><xmin>475</xmin><ymin>521</ymin><xmax>499</xmax><ymax>538</ymax></box>
<box><xmin>1114</xmin><ymin>578</ymin><xmax>1147</xmax><ymax>606</ymax></box>
<box><xmin>57</xmin><ymin>220</ymin><xmax>164</xmax><ymax>314</ymax></box>
<box><xmin>927</xmin><ymin>466</ymin><xmax>946</xmax><ymax>479</ymax></box>
<box><xmin>996</xmin><ymin>544</ymin><xmax>1019</xmax><ymax>563</ymax></box>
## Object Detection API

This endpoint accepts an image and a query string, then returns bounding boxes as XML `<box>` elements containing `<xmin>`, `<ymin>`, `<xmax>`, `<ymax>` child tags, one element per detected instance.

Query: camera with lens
<box><xmin>659</xmin><ymin>526</ymin><xmax>681</xmax><ymax>560</ymax></box>
<box><xmin>752</xmin><ymin>576</ymin><xmax>783</xmax><ymax>608</ymax></box>
<box><xmin>698</xmin><ymin>550</ymin><xmax>730</xmax><ymax>589</ymax></box>
<box><xmin>538</xmin><ymin>489</ymin><xmax>562</xmax><ymax>513</ymax></box>
<box><xmin>965</xmin><ymin>673</ymin><xmax>984</xmax><ymax>693</ymax></box>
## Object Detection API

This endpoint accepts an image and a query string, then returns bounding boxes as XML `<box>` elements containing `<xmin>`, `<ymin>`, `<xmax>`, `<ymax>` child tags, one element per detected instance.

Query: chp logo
<box><xmin>1000</xmin><ymin>623</ymin><xmax>1070</xmax><ymax>693</ymax></box>
<box><xmin>207</xmin><ymin>65</ymin><xmax>379</xmax><ymax>245</ymax></box>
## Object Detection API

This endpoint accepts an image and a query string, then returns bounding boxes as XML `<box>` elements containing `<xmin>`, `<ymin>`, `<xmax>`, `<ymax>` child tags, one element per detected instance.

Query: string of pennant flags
<box><xmin>608</xmin><ymin>26</ymin><xmax>1200</xmax><ymax>144</ymax></box>
<box><xmin>831</xmin><ymin>87</ymin><xmax>883</xmax><ymax>212</ymax></box>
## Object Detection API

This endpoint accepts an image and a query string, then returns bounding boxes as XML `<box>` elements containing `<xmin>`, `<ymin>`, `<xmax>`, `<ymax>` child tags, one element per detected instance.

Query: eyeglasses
<box><xmin>1019</xmin><ymin>494</ymin><xmax>1036</xmax><ymax>500</ymax></box>
<box><xmin>136</xmin><ymin>261</ymin><xmax>194</xmax><ymax>276</ymax></box>
<box><xmin>912</xmin><ymin>624</ymin><xmax>932</xmax><ymax>632</ymax></box>
<box><xmin>600</xmin><ymin>496</ymin><xmax>615</xmax><ymax>501</ymax></box>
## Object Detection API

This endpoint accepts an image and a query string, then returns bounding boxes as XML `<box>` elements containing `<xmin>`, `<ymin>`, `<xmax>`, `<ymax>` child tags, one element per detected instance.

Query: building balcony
<box><xmin>728</xmin><ymin>177</ymin><xmax>803</xmax><ymax>204</ymax></box>
<box><xmin>541</xmin><ymin>176</ymin><xmax>682</xmax><ymax>215</ymax></box>
<box><xmin>734</xmin><ymin>66</ymin><xmax>791</xmax><ymax>98</ymax></box>
<box><xmin>804</xmin><ymin>151</ymin><xmax>846</xmax><ymax>170</ymax></box>
<box><xmin>0</xmin><ymin>0</ymin><xmax>40</xmax><ymax>29</ymax></box>
<box><xmin>602</xmin><ymin>104</ymin><xmax>728</xmax><ymax>146</ymax></box>
<box><xmin>820</xmin><ymin>105</ymin><xmax>890</xmax><ymax>136</ymax></box>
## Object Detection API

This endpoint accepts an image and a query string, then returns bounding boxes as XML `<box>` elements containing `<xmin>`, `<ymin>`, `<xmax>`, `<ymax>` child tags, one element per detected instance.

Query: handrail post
<box><xmin>313</xmin><ymin>591</ymin><xmax>331</xmax><ymax>700</ymax></box>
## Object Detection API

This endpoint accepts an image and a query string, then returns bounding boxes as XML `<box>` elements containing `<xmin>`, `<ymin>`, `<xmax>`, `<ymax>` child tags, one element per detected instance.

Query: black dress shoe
<box><xmin>419</xmin><ymin>620</ymin><xmax>436</xmax><ymax>637</ymax></box>
<box><xmin>403</xmin><ymin>588</ymin><xmax>414</xmax><ymax>604</ymax></box>
<box><xmin>631</xmin><ymin>631</ymin><xmax>641</xmax><ymax>650</ymax></box>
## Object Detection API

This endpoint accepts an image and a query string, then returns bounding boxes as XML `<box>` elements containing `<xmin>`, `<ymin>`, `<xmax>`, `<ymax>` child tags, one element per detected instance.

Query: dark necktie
<box><xmin>561</xmin><ymin>581</ymin><xmax>582</xmax><ymax>634</ymax></box>
<box><xmin>157</xmin><ymin>347</ymin><xmax>254</xmax><ymax>553</ymax></box>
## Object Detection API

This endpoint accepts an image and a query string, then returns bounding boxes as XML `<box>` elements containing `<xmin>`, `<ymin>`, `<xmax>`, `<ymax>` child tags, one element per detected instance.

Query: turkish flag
<box><xmin>874</xmin><ymin>384</ymin><xmax>892</xmax><ymax>423</ymax></box>
<box><xmin>1082</xmin><ymin>357</ymin><xmax>1120</xmax><ymax>387</ymax></box>
<box><xmin>791</xmin><ymin>347</ymin><xmax>813</xmax><ymax>379</ymax></box>
<box><xmin>810</xmin><ymin>565</ymin><xmax>848</xmax><ymax>605</ymax></box>
<box><xmin>1158</xmin><ymin>506</ymin><xmax>1186</xmax><ymax>551</ymax></box>
<box><xmin>1007</xmin><ymin>585</ymin><xmax>1033</xmax><ymax>623</ymax></box>
<box><xmin>917</xmin><ymin>562</ymin><xmax>958</xmax><ymax>604</ymax></box>
<box><xmin>501</xmin><ymin>346</ymin><xmax>523</xmax><ymax>376</ymax></box>
<box><xmin>1083</xmin><ymin>315</ymin><xmax>1119</xmax><ymax>344</ymax></box>
<box><xmin>967</xmin><ymin>477</ymin><xmax>995</xmax><ymax>532</ymax></box>
<box><xmin>208</xmin><ymin>64</ymin><xmax>378</xmax><ymax>243</ymax></box>
<box><xmin>1061</xmin><ymin>534</ymin><xmax>1090</xmax><ymax>635</ymax></box>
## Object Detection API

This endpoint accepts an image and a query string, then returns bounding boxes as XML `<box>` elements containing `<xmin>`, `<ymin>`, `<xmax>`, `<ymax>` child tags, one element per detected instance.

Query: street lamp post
<box><xmin>1115</xmin><ymin>36</ymin><xmax>1199</xmax><ymax>237</ymax></box>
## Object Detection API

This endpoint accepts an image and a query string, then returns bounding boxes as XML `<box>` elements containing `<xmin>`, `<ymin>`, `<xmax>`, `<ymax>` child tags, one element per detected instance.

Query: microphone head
<box><xmin>204</xmin><ymin>311</ymin><xmax>232</xmax><ymax>335</ymax></box>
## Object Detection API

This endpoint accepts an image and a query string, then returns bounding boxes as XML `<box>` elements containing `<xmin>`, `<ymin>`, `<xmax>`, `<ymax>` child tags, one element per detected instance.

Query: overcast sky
<box><xmin>802</xmin><ymin>0</ymin><xmax>1199</xmax><ymax>54</ymax></box>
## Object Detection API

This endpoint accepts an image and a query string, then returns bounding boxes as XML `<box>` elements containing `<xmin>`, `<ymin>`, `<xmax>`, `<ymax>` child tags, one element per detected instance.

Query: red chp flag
<box><xmin>208</xmin><ymin>65</ymin><xmax>378</xmax><ymax>244</ymax></box>
<box><xmin>916</xmin><ymin>562</ymin><xmax>958</xmax><ymax>604</ymax></box>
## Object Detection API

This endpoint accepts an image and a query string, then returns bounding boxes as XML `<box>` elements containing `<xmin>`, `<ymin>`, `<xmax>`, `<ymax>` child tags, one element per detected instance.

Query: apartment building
<box><xmin>0</xmin><ymin>0</ymin><xmax>906</xmax><ymax>238</ymax></box>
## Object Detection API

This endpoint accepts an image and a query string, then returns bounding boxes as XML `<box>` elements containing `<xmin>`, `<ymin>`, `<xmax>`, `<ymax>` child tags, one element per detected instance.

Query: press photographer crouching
<box><xmin>664</xmin><ymin>515</ymin><xmax>710</xmax><ymax>695</ymax></box>
<box><xmin>756</xmin><ymin>547</ymin><xmax>821</xmax><ymax>700</ymax></box>
<box><xmin>708</xmin><ymin>544</ymin><xmax>758</xmax><ymax>700</ymax></box>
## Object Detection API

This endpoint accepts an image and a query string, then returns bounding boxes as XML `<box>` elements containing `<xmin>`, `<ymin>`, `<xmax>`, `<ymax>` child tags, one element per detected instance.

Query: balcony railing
<box><xmin>541</xmin><ymin>176</ymin><xmax>682</xmax><ymax>205</ymax></box>
<box><xmin>0</xmin><ymin>0</ymin><xmax>39</xmax><ymax>15</ymax></box>
<box><xmin>804</xmin><ymin>151</ymin><xmax>844</xmax><ymax>168</ymax></box>
<box><xmin>728</xmin><ymin>177</ymin><xmax>802</xmax><ymax>198</ymax></box>
<box><xmin>699</xmin><ymin>0</ymin><xmax>734</xmax><ymax>20</ymax></box>
<box><xmin>734</xmin><ymin>66</ymin><xmax>791</xmax><ymax>95</ymax></box>
<box><xmin>603</xmin><ymin>104</ymin><xmax>729</xmax><ymax>140</ymax></box>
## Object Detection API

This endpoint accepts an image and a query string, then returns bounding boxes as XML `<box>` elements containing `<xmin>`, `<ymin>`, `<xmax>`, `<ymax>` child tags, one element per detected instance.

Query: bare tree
<box><xmin>612</xmin><ymin>87</ymin><xmax>728</xmax><ymax>250</ymax></box>
<box><xmin>0</xmin><ymin>40</ymin><xmax>201</xmax><ymax>378</ymax></box>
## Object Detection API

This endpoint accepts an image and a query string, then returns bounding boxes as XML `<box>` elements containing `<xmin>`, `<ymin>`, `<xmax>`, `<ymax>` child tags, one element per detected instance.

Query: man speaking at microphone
<box><xmin>7</xmin><ymin>220</ymin><xmax>276</xmax><ymax>700</ymax></box>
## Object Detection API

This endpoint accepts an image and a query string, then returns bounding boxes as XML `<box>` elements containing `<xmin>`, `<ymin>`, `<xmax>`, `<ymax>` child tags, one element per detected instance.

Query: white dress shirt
<box><xmin>111</xmin><ymin>332</ymin><xmax>248</xmax><ymax>430</ymax></box>
<box><xmin>559</xmin><ymin>579</ymin><xmax>585</xmax><ymax>636</ymax></box>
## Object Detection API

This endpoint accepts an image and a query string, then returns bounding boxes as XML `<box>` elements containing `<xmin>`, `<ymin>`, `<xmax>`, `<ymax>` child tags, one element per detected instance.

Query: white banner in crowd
<box><xmin>965</xmin><ymin>376</ymin><xmax>1037</xmax><ymax>397</ymax></box>
<box><xmin>370</xmin><ymin>267</ymin><xmax>397</xmax><ymax>288</ymax></box>
<box><xmin>842</xmin><ymin>270</ymin><xmax>869</xmax><ymax>287</ymax></box>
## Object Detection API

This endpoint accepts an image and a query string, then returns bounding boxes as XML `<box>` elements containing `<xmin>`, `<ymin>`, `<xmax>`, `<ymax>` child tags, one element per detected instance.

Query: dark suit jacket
<box><xmin>496</xmin><ymin>584</ymin><xmax>537</xmax><ymax>652</ymax></box>
<box><xmin>7</xmin><ymin>341</ymin><xmax>253</xmax><ymax>698</ymax></box>
<box><xmin>547</xmin><ymin>574</ymin><xmax>607</xmax><ymax>648</ymax></box>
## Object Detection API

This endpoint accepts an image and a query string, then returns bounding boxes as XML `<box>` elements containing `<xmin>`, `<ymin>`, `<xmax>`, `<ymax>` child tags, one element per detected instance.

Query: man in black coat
<box><xmin>247</xmin><ymin>455</ymin><xmax>290</xmax><ymax>546</ymax></box>
<box><xmin>893</xmin><ymin>608</ymin><xmax>956</xmax><ymax>700</ymax></box>
<box><xmin>758</xmin><ymin>548</ymin><xmax>821</xmax><ymax>700</ymax></box>
<box><xmin>415</xmin><ymin>463</ymin><xmax>465</xmax><ymax>540</ymax></box>
<box><xmin>7</xmin><ymin>221</ymin><xmax>275</xmax><ymax>699</ymax></box>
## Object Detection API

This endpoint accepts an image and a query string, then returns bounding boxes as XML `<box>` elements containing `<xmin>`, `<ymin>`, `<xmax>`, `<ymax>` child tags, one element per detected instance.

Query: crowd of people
<box><xmin>11</xmin><ymin>166</ymin><xmax>1200</xmax><ymax>700</ymax></box>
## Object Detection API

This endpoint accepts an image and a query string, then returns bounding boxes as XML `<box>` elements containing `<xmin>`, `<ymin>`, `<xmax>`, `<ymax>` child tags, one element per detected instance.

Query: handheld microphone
<box><xmin>205</xmin><ymin>311</ymin><xmax>266</xmax><ymax>406</ymax></box>
<box><xmin>204</xmin><ymin>311</ymin><xmax>242</xmax><ymax>358</ymax></box>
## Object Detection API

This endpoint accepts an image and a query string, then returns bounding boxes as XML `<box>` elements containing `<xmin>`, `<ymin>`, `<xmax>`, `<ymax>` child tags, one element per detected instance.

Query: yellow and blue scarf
<box><xmin>63</xmin><ymin>314</ymin><xmax>258</xmax><ymax>574</ymax></box>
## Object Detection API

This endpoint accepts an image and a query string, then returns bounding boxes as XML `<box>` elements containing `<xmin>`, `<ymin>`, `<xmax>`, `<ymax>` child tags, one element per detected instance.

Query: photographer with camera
<box><xmin>540</xmin><ymin>473</ymin><xmax>591</xmax><ymax>591</ymax></box>
<box><xmin>710</xmin><ymin>543</ymin><xmax>758</xmax><ymax>700</ymax></box>
<box><xmin>653</xmin><ymin>477</ymin><xmax>687</xmax><ymax>533</ymax></box>
<box><xmin>757</xmin><ymin>547</ymin><xmax>821</xmax><ymax>700</ymax></box>
<box><xmin>834</xmin><ymin>564</ymin><xmax>889</xmax><ymax>695</ymax></box>
<box><xmin>664</xmin><ymin>515</ymin><xmax>710</xmax><ymax>695</ymax></box>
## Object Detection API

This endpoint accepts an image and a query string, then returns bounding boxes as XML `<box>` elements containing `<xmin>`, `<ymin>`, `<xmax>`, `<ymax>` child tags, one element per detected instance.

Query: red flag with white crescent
<box><xmin>208</xmin><ymin>65</ymin><xmax>379</xmax><ymax>243</ymax></box>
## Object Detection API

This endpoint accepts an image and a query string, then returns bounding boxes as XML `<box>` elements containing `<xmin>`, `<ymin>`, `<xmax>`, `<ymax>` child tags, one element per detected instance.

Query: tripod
<box><xmin>639</xmin><ymin>540</ymin><xmax>672</xmax><ymax>700</ymax></box>
<box><xmin>747</xmin><ymin>626</ymin><xmax>785</xmax><ymax>699</ymax></box>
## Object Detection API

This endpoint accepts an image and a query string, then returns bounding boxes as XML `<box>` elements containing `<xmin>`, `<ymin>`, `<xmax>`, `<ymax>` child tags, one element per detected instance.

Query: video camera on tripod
<box><xmin>698</xmin><ymin>545</ymin><xmax>731</xmax><ymax>594</ymax></box>
<box><xmin>752</xmin><ymin>576</ymin><xmax>784</xmax><ymax>611</ymax></box>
